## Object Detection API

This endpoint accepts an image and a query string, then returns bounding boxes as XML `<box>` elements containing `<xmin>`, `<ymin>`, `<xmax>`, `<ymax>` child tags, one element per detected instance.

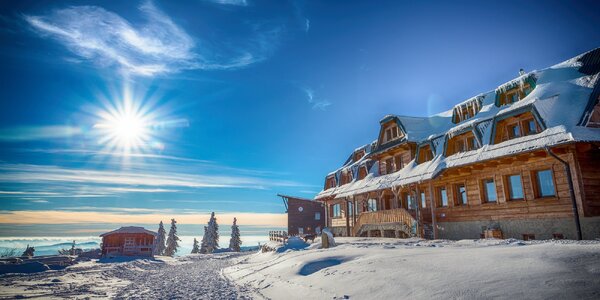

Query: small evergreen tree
<box><xmin>206</xmin><ymin>212</ymin><xmax>219</xmax><ymax>253</ymax></box>
<box><xmin>155</xmin><ymin>221</ymin><xmax>167</xmax><ymax>255</ymax></box>
<box><xmin>22</xmin><ymin>244</ymin><xmax>35</xmax><ymax>257</ymax></box>
<box><xmin>164</xmin><ymin>218</ymin><xmax>180</xmax><ymax>257</ymax></box>
<box><xmin>200</xmin><ymin>226</ymin><xmax>209</xmax><ymax>254</ymax></box>
<box><xmin>191</xmin><ymin>238</ymin><xmax>200</xmax><ymax>254</ymax></box>
<box><xmin>229</xmin><ymin>217</ymin><xmax>242</xmax><ymax>252</ymax></box>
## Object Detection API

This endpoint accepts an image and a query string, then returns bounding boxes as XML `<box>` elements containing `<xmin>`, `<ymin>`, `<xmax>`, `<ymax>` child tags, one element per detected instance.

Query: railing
<box><xmin>268</xmin><ymin>230</ymin><xmax>288</xmax><ymax>243</ymax></box>
<box><xmin>352</xmin><ymin>208</ymin><xmax>417</xmax><ymax>237</ymax></box>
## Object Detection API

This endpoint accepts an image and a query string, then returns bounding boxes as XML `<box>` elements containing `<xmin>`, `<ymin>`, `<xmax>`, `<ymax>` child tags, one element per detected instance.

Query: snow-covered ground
<box><xmin>0</xmin><ymin>253</ymin><xmax>252</xmax><ymax>299</ymax></box>
<box><xmin>2</xmin><ymin>238</ymin><xmax>599</xmax><ymax>299</ymax></box>
<box><xmin>224</xmin><ymin>237</ymin><xmax>600</xmax><ymax>299</ymax></box>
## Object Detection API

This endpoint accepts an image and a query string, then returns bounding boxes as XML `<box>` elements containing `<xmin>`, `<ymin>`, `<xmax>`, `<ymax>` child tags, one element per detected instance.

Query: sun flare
<box><xmin>93</xmin><ymin>97</ymin><xmax>153</xmax><ymax>154</ymax></box>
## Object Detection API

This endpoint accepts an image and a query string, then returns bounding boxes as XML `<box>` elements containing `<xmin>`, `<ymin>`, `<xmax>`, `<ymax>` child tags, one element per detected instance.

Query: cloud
<box><xmin>204</xmin><ymin>0</ymin><xmax>248</xmax><ymax>6</ymax></box>
<box><xmin>24</xmin><ymin>1</ymin><xmax>278</xmax><ymax>76</ymax></box>
<box><xmin>0</xmin><ymin>163</ymin><xmax>305</xmax><ymax>192</ymax></box>
<box><xmin>304</xmin><ymin>88</ymin><xmax>332</xmax><ymax>110</ymax></box>
<box><xmin>0</xmin><ymin>125</ymin><xmax>83</xmax><ymax>142</ymax></box>
<box><xmin>0</xmin><ymin>210</ymin><xmax>286</xmax><ymax>226</ymax></box>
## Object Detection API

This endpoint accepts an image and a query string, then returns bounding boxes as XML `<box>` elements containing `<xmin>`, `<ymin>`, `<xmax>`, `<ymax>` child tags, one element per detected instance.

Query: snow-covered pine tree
<box><xmin>164</xmin><ymin>218</ymin><xmax>180</xmax><ymax>257</ymax></box>
<box><xmin>206</xmin><ymin>212</ymin><xmax>219</xmax><ymax>253</ymax></box>
<box><xmin>191</xmin><ymin>238</ymin><xmax>200</xmax><ymax>254</ymax></box>
<box><xmin>229</xmin><ymin>217</ymin><xmax>242</xmax><ymax>252</ymax></box>
<box><xmin>154</xmin><ymin>221</ymin><xmax>167</xmax><ymax>255</ymax></box>
<box><xmin>200</xmin><ymin>226</ymin><xmax>209</xmax><ymax>254</ymax></box>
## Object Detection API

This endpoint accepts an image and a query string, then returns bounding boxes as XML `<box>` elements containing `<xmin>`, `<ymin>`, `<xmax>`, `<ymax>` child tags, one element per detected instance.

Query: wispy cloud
<box><xmin>0</xmin><ymin>210</ymin><xmax>286</xmax><ymax>226</ymax></box>
<box><xmin>204</xmin><ymin>0</ymin><xmax>248</xmax><ymax>6</ymax></box>
<box><xmin>0</xmin><ymin>163</ymin><xmax>305</xmax><ymax>191</ymax></box>
<box><xmin>24</xmin><ymin>1</ymin><xmax>278</xmax><ymax>76</ymax></box>
<box><xmin>304</xmin><ymin>88</ymin><xmax>332</xmax><ymax>110</ymax></box>
<box><xmin>0</xmin><ymin>125</ymin><xmax>83</xmax><ymax>142</ymax></box>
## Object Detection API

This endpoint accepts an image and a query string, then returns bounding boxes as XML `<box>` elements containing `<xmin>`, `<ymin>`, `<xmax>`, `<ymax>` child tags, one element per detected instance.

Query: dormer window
<box><xmin>384</xmin><ymin>125</ymin><xmax>400</xmax><ymax>143</ymax></box>
<box><xmin>495</xmin><ymin>73</ymin><xmax>537</xmax><ymax>107</ymax></box>
<box><xmin>358</xmin><ymin>165</ymin><xmax>368</xmax><ymax>180</ymax></box>
<box><xmin>340</xmin><ymin>170</ymin><xmax>352</xmax><ymax>185</ymax></box>
<box><xmin>446</xmin><ymin>131</ymin><xmax>479</xmax><ymax>156</ymax></box>
<box><xmin>325</xmin><ymin>175</ymin><xmax>336</xmax><ymax>190</ymax></box>
<box><xmin>494</xmin><ymin>112</ymin><xmax>542</xmax><ymax>144</ymax></box>
<box><xmin>452</xmin><ymin>96</ymin><xmax>484</xmax><ymax>124</ymax></box>
<box><xmin>417</xmin><ymin>144</ymin><xmax>433</xmax><ymax>164</ymax></box>
<box><xmin>353</xmin><ymin>150</ymin><xmax>365</xmax><ymax>162</ymax></box>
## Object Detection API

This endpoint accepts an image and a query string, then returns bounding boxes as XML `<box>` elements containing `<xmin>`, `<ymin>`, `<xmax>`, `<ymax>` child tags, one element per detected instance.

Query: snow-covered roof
<box><xmin>316</xmin><ymin>48</ymin><xmax>600</xmax><ymax>200</ymax></box>
<box><xmin>100</xmin><ymin>226</ymin><xmax>157</xmax><ymax>237</ymax></box>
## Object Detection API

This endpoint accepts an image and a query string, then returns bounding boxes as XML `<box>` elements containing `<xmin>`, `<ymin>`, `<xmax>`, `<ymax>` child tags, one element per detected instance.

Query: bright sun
<box><xmin>93</xmin><ymin>99</ymin><xmax>152</xmax><ymax>154</ymax></box>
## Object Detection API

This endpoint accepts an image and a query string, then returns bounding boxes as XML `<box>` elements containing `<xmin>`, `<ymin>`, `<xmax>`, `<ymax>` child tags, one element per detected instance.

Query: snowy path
<box><xmin>0</xmin><ymin>253</ymin><xmax>252</xmax><ymax>299</ymax></box>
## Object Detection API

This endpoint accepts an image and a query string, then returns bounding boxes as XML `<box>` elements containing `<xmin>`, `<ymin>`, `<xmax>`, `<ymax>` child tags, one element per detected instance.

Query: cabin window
<box><xmin>298</xmin><ymin>227</ymin><xmax>304</xmax><ymax>235</ymax></box>
<box><xmin>508</xmin><ymin>123</ymin><xmax>521</xmax><ymax>139</ymax></box>
<box><xmin>438</xmin><ymin>187</ymin><xmax>448</xmax><ymax>207</ymax></box>
<box><xmin>124</xmin><ymin>238</ymin><xmax>135</xmax><ymax>247</ymax></box>
<box><xmin>348</xmin><ymin>202</ymin><xmax>354</xmax><ymax>216</ymax></box>
<box><xmin>507</xmin><ymin>174</ymin><xmax>524</xmax><ymax>200</ymax></box>
<box><xmin>482</xmin><ymin>179</ymin><xmax>497</xmax><ymax>203</ymax></box>
<box><xmin>367</xmin><ymin>198</ymin><xmax>378</xmax><ymax>212</ymax></box>
<box><xmin>467</xmin><ymin>136</ymin><xmax>477</xmax><ymax>150</ymax></box>
<box><xmin>383</xmin><ymin>125</ymin><xmax>402</xmax><ymax>144</ymax></box>
<box><xmin>534</xmin><ymin>169</ymin><xmax>556</xmax><ymax>197</ymax></box>
<box><xmin>332</xmin><ymin>204</ymin><xmax>342</xmax><ymax>218</ymax></box>
<box><xmin>385</xmin><ymin>158</ymin><xmax>394</xmax><ymax>174</ymax></box>
<box><xmin>358</xmin><ymin>166</ymin><xmax>367</xmax><ymax>180</ymax></box>
<box><xmin>315</xmin><ymin>212</ymin><xmax>321</xmax><ymax>220</ymax></box>
<box><xmin>406</xmin><ymin>193</ymin><xmax>415</xmax><ymax>209</ymax></box>
<box><xmin>325</xmin><ymin>176</ymin><xmax>336</xmax><ymax>190</ymax></box>
<box><xmin>552</xmin><ymin>233</ymin><xmax>564</xmax><ymax>240</ymax></box>
<box><xmin>523</xmin><ymin>119</ymin><xmax>538</xmax><ymax>136</ymax></box>
<box><xmin>420</xmin><ymin>192</ymin><xmax>426</xmax><ymax>208</ymax></box>
<box><xmin>394</xmin><ymin>155</ymin><xmax>404</xmax><ymax>171</ymax></box>
<box><xmin>417</xmin><ymin>145</ymin><xmax>433</xmax><ymax>164</ymax></box>
<box><xmin>455</xmin><ymin>184</ymin><xmax>467</xmax><ymax>205</ymax></box>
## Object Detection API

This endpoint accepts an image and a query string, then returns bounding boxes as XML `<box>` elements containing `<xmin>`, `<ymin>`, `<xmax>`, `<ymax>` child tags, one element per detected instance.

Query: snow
<box><xmin>224</xmin><ymin>237</ymin><xmax>600</xmax><ymax>299</ymax></box>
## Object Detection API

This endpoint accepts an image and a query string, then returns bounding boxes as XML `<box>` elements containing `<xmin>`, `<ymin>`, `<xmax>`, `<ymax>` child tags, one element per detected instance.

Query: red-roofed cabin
<box><xmin>100</xmin><ymin>226</ymin><xmax>157</xmax><ymax>257</ymax></box>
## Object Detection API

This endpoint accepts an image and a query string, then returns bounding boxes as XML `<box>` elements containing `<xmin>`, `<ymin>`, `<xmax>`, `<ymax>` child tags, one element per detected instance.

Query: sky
<box><xmin>0</xmin><ymin>0</ymin><xmax>599</xmax><ymax>236</ymax></box>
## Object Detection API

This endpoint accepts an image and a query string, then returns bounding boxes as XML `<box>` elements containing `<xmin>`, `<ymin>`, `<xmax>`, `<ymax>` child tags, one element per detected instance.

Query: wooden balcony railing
<box><xmin>352</xmin><ymin>208</ymin><xmax>417</xmax><ymax>236</ymax></box>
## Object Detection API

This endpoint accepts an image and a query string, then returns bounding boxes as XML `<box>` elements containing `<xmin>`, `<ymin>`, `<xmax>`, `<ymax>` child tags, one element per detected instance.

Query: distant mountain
<box><xmin>0</xmin><ymin>241</ymin><xmax>100</xmax><ymax>256</ymax></box>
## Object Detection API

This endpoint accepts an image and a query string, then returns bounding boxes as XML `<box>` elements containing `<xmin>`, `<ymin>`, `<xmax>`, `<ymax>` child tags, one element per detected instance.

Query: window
<box><xmin>535</xmin><ymin>169</ymin><xmax>556</xmax><ymax>197</ymax></box>
<box><xmin>420</xmin><ymin>192</ymin><xmax>426</xmax><ymax>208</ymax></box>
<box><xmin>367</xmin><ymin>199</ymin><xmax>378</xmax><ymax>212</ymax></box>
<box><xmin>298</xmin><ymin>227</ymin><xmax>304</xmax><ymax>235</ymax></box>
<box><xmin>523</xmin><ymin>119</ymin><xmax>538</xmax><ymax>135</ymax></box>
<box><xmin>507</xmin><ymin>174</ymin><xmax>524</xmax><ymax>200</ymax></box>
<box><xmin>406</xmin><ymin>193</ymin><xmax>414</xmax><ymax>209</ymax></box>
<box><xmin>552</xmin><ymin>233</ymin><xmax>564</xmax><ymax>240</ymax></box>
<box><xmin>438</xmin><ymin>187</ymin><xmax>448</xmax><ymax>207</ymax></box>
<box><xmin>315</xmin><ymin>212</ymin><xmax>321</xmax><ymax>220</ymax></box>
<box><xmin>332</xmin><ymin>204</ymin><xmax>342</xmax><ymax>218</ymax></box>
<box><xmin>385</xmin><ymin>158</ymin><xmax>393</xmax><ymax>174</ymax></box>
<box><xmin>508</xmin><ymin>123</ymin><xmax>521</xmax><ymax>139</ymax></box>
<box><xmin>455</xmin><ymin>140</ymin><xmax>465</xmax><ymax>153</ymax></box>
<box><xmin>418</xmin><ymin>145</ymin><xmax>433</xmax><ymax>164</ymax></box>
<box><xmin>483</xmin><ymin>179</ymin><xmax>497</xmax><ymax>202</ymax></box>
<box><xmin>392</xmin><ymin>126</ymin><xmax>398</xmax><ymax>138</ymax></box>
<box><xmin>325</xmin><ymin>176</ymin><xmax>336</xmax><ymax>190</ymax></box>
<box><xmin>358</xmin><ymin>166</ymin><xmax>367</xmax><ymax>180</ymax></box>
<box><xmin>456</xmin><ymin>184</ymin><xmax>467</xmax><ymax>205</ymax></box>
<box><xmin>467</xmin><ymin>136</ymin><xmax>477</xmax><ymax>151</ymax></box>
<box><xmin>124</xmin><ymin>238</ymin><xmax>135</xmax><ymax>247</ymax></box>
<box><xmin>394</xmin><ymin>155</ymin><xmax>404</xmax><ymax>171</ymax></box>
<box><xmin>509</xmin><ymin>92</ymin><xmax>519</xmax><ymax>104</ymax></box>
<box><xmin>348</xmin><ymin>202</ymin><xmax>354</xmax><ymax>216</ymax></box>
<box><xmin>385</xmin><ymin>129</ymin><xmax>392</xmax><ymax>142</ymax></box>
<box><xmin>384</xmin><ymin>125</ymin><xmax>401</xmax><ymax>143</ymax></box>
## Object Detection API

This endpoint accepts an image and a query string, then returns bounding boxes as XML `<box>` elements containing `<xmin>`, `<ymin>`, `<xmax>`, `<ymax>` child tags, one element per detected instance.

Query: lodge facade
<box><xmin>315</xmin><ymin>48</ymin><xmax>600</xmax><ymax>240</ymax></box>
<box><xmin>100</xmin><ymin>226</ymin><xmax>157</xmax><ymax>257</ymax></box>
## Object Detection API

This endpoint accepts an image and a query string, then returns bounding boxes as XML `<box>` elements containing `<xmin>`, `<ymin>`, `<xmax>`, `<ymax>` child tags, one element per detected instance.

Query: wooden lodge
<box><xmin>315</xmin><ymin>48</ymin><xmax>600</xmax><ymax>240</ymax></box>
<box><xmin>100</xmin><ymin>226</ymin><xmax>157</xmax><ymax>257</ymax></box>
<box><xmin>278</xmin><ymin>194</ymin><xmax>326</xmax><ymax>236</ymax></box>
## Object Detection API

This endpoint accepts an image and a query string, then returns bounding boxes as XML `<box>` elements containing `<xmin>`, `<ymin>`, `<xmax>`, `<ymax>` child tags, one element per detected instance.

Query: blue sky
<box><xmin>0</xmin><ymin>0</ymin><xmax>599</xmax><ymax>233</ymax></box>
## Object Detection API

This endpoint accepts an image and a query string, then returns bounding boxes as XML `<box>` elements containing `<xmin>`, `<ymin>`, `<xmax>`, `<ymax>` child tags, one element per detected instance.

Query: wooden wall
<box><xmin>575</xmin><ymin>143</ymin><xmax>600</xmax><ymax>216</ymax></box>
<box><xmin>287</xmin><ymin>198</ymin><xmax>325</xmax><ymax>235</ymax></box>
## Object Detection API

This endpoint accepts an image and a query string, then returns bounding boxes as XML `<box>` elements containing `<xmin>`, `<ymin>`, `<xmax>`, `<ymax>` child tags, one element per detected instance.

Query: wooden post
<box><xmin>345</xmin><ymin>198</ymin><xmax>351</xmax><ymax>237</ymax></box>
<box><xmin>428</xmin><ymin>181</ymin><xmax>438</xmax><ymax>239</ymax></box>
<box><xmin>415</xmin><ymin>184</ymin><xmax>421</xmax><ymax>238</ymax></box>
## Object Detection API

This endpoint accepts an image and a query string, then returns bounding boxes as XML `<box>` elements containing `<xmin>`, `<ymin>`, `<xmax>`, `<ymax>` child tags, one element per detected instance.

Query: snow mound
<box><xmin>0</xmin><ymin>262</ymin><xmax>50</xmax><ymax>275</ymax></box>
<box><xmin>276</xmin><ymin>237</ymin><xmax>309</xmax><ymax>253</ymax></box>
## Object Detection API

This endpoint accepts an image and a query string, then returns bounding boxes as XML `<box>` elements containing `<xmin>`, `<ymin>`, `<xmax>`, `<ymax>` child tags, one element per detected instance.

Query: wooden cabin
<box><xmin>100</xmin><ymin>226</ymin><xmax>157</xmax><ymax>257</ymax></box>
<box><xmin>278</xmin><ymin>194</ymin><xmax>326</xmax><ymax>236</ymax></box>
<box><xmin>315</xmin><ymin>48</ymin><xmax>600</xmax><ymax>240</ymax></box>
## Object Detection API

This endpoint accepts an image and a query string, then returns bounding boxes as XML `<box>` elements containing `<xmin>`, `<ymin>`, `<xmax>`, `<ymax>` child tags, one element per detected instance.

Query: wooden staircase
<box><xmin>352</xmin><ymin>208</ymin><xmax>417</xmax><ymax>237</ymax></box>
